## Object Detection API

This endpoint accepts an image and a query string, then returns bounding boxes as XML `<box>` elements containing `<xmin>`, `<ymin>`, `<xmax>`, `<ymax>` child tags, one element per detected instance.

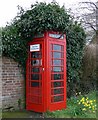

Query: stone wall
<box><xmin>2</xmin><ymin>56</ymin><xmax>25</xmax><ymax>110</ymax></box>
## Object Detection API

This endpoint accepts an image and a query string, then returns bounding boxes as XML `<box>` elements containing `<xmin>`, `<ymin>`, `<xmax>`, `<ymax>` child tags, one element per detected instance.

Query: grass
<box><xmin>2</xmin><ymin>90</ymin><xmax>97</xmax><ymax>118</ymax></box>
<box><xmin>45</xmin><ymin>90</ymin><xmax>97</xmax><ymax>118</ymax></box>
<box><xmin>2</xmin><ymin>111</ymin><xmax>30</xmax><ymax>118</ymax></box>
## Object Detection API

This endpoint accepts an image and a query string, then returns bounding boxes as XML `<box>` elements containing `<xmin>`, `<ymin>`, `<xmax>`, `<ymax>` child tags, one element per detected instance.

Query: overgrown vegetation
<box><xmin>81</xmin><ymin>38</ymin><xmax>97</xmax><ymax>93</ymax></box>
<box><xmin>45</xmin><ymin>91</ymin><xmax>96</xmax><ymax>118</ymax></box>
<box><xmin>2</xmin><ymin>1</ymin><xmax>86</xmax><ymax>97</ymax></box>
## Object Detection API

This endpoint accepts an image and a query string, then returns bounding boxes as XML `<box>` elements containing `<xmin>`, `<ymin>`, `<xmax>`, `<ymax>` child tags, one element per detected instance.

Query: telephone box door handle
<box><xmin>42</xmin><ymin>68</ymin><xmax>44</xmax><ymax>71</ymax></box>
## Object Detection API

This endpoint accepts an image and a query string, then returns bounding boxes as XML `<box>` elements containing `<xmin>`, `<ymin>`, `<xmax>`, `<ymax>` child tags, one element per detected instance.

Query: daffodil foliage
<box><xmin>2</xmin><ymin>2</ymin><xmax>86</xmax><ymax>96</ymax></box>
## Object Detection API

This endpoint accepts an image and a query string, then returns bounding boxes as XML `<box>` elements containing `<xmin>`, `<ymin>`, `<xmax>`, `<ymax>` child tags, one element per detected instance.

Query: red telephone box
<box><xmin>26</xmin><ymin>31</ymin><xmax>66</xmax><ymax>112</ymax></box>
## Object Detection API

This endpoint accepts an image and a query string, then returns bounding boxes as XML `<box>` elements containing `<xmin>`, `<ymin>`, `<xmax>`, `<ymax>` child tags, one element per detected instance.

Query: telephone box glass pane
<box><xmin>31</xmin><ymin>74</ymin><xmax>41</xmax><ymax>80</ymax></box>
<box><xmin>53</xmin><ymin>52</ymin><xmax>61</xmax><ymax>58</ymax></box>
<box><xmin>31</xmin><ymin>52</ymin><xmax>42</xmax><ymax>58</ymax></box>
<box><xmin>32</xmin><ymin>60</ymin><xmax>40</xmax><ymax>66</ymax></box>
<box><xmin>54</xmin><ymin>95</ymin><xmax>64</xmax><ymax>102</ymax></box>
<box><xmin>52</xmin><ymin>88</ymin><xmax>64</xmax><ymax>95</ymax></box>
<box><xmin>53</xmin><ymin>81</ymin><xmax>63</xmax><ymax>87</ymax></box>
<box><xmin>51</xmin><ymin>74</ymin><xmax>63</xmax><ymax>80</ymax></box>
<box><xmin>31</xmin><ymin>82</ymin><xmax>39</xmax><ymax>87</ymax></box>
<box><xmin>52</xmin><ymin>67</ymin><xmax>62</xmax><ymax>72</ymax></box>
<box><xmin>53</xmin><ymin>60</ymin><xmax>62</xmax><ymax>65</ymax></box>
<box><xmin>53</xmin><ymin>45</ymin><xmax>61</xmax><ymax>51</ymax></box>
<box><xmin>32</xmin><ymin>68</ymin><xmax>40</xmax><ymax>73</ymax></box>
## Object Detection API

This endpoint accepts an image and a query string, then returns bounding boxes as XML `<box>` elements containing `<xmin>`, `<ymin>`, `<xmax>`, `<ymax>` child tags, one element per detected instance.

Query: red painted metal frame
<box><xmin>26</xmin><ymin>31</ymin><xmax>66</xmax><ymax>112</ymax></box>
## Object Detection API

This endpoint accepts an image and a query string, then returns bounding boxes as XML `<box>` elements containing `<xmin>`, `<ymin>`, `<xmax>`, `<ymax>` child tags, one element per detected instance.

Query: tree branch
<box><xmin>80</xmin><ymin>2</ymin><xmax>98</xmax><ymax>9</ymax></box>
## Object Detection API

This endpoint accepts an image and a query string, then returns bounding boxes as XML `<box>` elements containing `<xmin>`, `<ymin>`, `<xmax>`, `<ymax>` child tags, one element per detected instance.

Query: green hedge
<box><xmin>2</xmin><ymin>2</ymin><xmax>86</xmax><ymax>97</ymax></box>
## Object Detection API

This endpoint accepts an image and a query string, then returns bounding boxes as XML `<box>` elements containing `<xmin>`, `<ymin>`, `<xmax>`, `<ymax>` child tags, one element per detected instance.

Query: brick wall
<box><xmin>2</xmin><ymin>56</ymin><xmax>25</xmax><ymax>110</ymax></box>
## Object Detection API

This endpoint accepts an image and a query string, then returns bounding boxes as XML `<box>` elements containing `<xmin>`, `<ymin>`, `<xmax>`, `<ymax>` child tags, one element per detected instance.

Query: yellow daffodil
<box><xmin>82</xmin><ymin>108</ymin><xmax>86</xmax><ymax>111</ymax></box>
<box><xmin>90</xmin><ymin>100</ymin><xmax>93</xmax><ymax>103</ymax></box>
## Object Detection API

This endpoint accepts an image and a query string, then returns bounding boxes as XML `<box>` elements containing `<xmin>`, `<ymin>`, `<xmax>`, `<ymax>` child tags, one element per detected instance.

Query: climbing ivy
<box><xmin>2</xmin><ymin>2</ymin><xmax>86</xmax><ymax>97</ymax></box>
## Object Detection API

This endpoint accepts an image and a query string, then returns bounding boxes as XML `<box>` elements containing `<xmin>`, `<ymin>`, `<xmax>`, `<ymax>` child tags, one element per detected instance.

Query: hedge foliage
<box><xmin>2</xmin><ymin>2</ymin><xmax>86</xmax><ymax>96</ymax></box>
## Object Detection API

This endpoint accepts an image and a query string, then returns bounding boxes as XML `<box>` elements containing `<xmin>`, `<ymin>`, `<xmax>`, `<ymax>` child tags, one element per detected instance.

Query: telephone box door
<box><xmin>26</xmin><ymin>41</ymin><xmax>45</xmax><ymax>112</ymax></box>
<box><xmin>48</xmin><ymin>40</ymin><xmax>66</xmax><ymax>111</ymax></box>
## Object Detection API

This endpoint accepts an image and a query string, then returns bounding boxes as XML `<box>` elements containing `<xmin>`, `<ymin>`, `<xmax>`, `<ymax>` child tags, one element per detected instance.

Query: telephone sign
<box><xmin>30</xmin><ymin>44</ymin><xmax>40</xmax><ymax>52</ymax></box>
